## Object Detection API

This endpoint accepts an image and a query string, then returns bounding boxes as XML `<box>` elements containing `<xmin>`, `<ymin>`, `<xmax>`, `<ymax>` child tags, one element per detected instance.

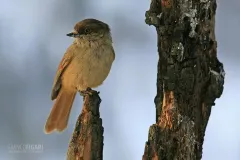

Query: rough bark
<box><xmin>67</xmin><ymin>89</ymin><xmax>103</xmax><ymax>160</ymax></box>
<box><xmin>143</xmin><ymin>0</ymin><xmax>225</xmax><ymax>160</ymax></box>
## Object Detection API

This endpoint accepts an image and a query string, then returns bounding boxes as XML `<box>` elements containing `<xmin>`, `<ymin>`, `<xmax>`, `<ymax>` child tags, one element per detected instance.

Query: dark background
<box><xmin>0</xmin><ymin>0</ymin><xmax>239</xmax><ymax>159</ymax></box>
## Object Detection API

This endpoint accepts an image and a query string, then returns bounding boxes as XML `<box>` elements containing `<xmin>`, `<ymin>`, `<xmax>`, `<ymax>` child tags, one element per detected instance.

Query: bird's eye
<box><xmin>85</xmin><ymin>28</ymin><xmax>91</xmax><ymax>34</ymax></box>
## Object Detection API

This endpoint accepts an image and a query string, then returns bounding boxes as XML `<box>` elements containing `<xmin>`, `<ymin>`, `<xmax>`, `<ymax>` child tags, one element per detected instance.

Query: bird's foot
<box><xmin>80</xmin><ymin>87</ymin><xmax>94</xmax><ymax>96</ymax></box>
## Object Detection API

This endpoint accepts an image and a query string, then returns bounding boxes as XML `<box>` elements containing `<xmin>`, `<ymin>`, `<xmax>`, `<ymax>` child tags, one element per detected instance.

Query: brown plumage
<box><xmin>44</xmin><ymin>18</ymin><xmax>115</xmax><ymax>134</ymax></box>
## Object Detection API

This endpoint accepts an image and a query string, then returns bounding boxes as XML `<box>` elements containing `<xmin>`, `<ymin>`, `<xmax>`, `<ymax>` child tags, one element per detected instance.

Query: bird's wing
<box><xmin>51</xmin><ymin>49</ymin><xmax>73</xmax><ymax>100</ymax></box>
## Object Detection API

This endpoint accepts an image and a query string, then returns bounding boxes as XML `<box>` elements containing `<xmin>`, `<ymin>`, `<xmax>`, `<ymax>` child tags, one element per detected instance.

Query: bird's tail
<box><xmin>44</xmin><ymin>88</ymin><xmax>76</xmax><ymax>134</ymax></box>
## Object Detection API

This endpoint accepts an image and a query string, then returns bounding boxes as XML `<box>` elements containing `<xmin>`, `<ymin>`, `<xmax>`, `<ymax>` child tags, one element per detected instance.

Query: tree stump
<box><xmin>143</xmin><ymin>0</ymin><xmax>225</xmax><ymax>159</ymax></box>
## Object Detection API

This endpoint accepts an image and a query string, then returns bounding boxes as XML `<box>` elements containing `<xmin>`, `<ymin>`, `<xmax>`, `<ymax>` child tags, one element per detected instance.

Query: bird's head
<box><xmin>67</xmin><ymin>18</ymin><xmax>111</xmax><ymax>42</ymax></box>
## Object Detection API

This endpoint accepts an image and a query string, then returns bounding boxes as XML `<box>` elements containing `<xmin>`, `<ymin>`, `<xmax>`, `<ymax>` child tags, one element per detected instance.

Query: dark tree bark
<box><xmin>67</xmin><ymin>89</ymin><xmax>103</xmax><ymax>160</ymax></box>
<box><xmin>143</xmin><ymin>0</ymin><xmax>225</xmax><ymax>160</ymax></box>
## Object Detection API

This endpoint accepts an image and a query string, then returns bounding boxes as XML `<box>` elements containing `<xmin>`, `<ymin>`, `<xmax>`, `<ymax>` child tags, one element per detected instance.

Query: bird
<box><xmin>44</xmin><ymin>18</ymin><xmax>115</xmax><ymax>134</ymax></box>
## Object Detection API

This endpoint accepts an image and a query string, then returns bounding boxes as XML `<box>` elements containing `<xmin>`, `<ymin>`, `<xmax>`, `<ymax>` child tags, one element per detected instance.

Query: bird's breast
<box><xmin>63</xmin><ymin>43</ymin><xmax>115</xmax><ymax>91</ymax></box>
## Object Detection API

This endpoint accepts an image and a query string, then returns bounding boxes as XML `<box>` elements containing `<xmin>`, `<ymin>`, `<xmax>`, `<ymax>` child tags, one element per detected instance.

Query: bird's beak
<box><xmin>66</xmin><ymin>32</ymin><xmax>80</xmax><ymax>37</ymax></box>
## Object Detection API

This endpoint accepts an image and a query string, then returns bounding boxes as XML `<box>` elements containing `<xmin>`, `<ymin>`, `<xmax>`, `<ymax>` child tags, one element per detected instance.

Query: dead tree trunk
<box><xmin>143</xmin><ymin>0</ymin><xmax>225</xmax><ymax>160</ymax></box>
<box><xmin>67</xmin><ymin>89</ymin><xmax>103</xmax><ymax>160</ymax></box>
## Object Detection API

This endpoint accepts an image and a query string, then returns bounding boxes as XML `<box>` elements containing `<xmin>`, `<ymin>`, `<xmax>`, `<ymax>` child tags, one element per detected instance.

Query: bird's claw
<box><xmin>80</xmin><ymin>87</ymin><xmax>94</xmax><ymax>96</ymax></box>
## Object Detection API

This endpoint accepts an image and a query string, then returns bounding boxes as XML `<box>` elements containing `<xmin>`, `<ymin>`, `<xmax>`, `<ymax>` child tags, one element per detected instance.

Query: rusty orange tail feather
<box><xmin>44</xmin><ymin>88</ymin><xmax>76</xmax><ymax>134</ymax></box>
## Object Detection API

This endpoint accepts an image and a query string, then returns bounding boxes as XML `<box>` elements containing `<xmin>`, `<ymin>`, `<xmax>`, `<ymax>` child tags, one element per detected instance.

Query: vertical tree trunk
<box><xmin>67</xmin><ymin>89</ymin><xmax>103</xmax><ymax>160</ymax></box>
<box><xmin>143</xmin><ymin>0</ymin><xmax>225</xmax><ymax>160</ymax></box>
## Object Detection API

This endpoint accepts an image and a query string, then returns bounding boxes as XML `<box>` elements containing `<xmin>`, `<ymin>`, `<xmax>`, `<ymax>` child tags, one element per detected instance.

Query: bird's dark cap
<box><xmin>74</xmin><ymin>18</ymin><xmax>110</xmax><ymax>35</ymax></box>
